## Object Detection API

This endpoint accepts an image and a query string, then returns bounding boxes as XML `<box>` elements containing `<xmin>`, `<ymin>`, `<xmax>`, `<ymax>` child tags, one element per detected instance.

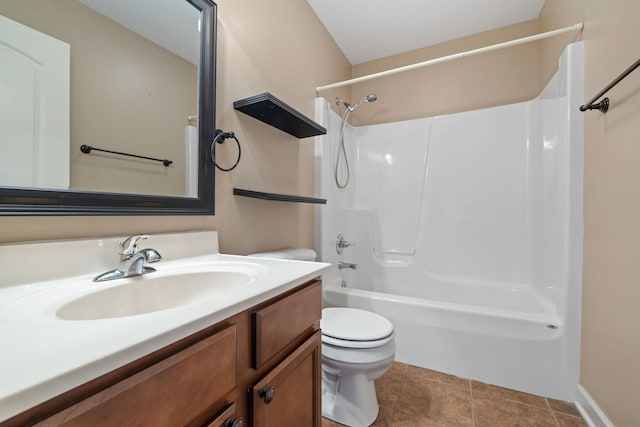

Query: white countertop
<box><xmin>0</xmin><ymin>232</ymin><xmax>329</xmax><ymax>422</ymax></box>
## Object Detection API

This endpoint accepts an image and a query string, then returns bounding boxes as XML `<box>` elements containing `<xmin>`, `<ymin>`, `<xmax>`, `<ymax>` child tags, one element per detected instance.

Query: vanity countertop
<box><xmin>0</xmin><ymin>231</ymin><xmax>330</xmax><ymax>423</ymax></box>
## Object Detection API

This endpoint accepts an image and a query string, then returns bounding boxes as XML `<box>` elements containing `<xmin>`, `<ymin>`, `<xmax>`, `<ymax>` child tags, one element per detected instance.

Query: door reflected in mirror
<box><xmin>0</xmin><ymin>0</ymin><xmax>201</xmax><ymax>198</ymax></box>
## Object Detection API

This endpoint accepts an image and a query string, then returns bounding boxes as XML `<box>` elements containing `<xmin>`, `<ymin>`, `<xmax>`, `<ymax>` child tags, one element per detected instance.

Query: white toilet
<box><xmin>247</xmin><ymin>248</ymin><xmax>396</xmax><ymax>426</ymax></box>
<box><xmin>321</xmin><ymin>307</ymin><xmax>395</xmax><ymax>427</ymax></box>
<box><xmin>247</xmin><ymin>247</ymin><xmax>318</xmax><ymax>262</ymax></box>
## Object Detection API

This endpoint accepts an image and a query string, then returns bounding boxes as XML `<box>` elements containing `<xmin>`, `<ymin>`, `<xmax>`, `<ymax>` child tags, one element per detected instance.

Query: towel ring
<box><xmin>211</xmin><ymin>129</ymin><xmax>241</xmax><ymax>171</ymax></box>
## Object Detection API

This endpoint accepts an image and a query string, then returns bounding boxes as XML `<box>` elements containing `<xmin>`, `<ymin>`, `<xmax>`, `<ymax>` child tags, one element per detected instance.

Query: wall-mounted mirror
<box><xmin>0</xmin><ymin>0</ymin><xmax>216</xmax><ymax>215</ymax></box>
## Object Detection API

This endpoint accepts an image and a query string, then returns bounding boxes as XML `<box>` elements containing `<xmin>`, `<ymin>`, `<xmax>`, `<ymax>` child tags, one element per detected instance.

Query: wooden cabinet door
<box><xmin>251</xmin><ymin>331</ymin><xmax>321</xmax><ymax>427</ymax></box>
<box><xmin>35</xmin><ymin>325</ymin><xmax>237</xmax><ymax>427</ymax></box>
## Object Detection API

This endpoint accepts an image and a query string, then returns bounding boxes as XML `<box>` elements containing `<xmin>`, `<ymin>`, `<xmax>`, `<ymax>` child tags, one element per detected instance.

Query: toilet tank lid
<box><xmin>321</xmin><ymin>307</ymin><xmax>394</xmax><ymax>342</ymax></box>
<box><xmin>247</xmin><ymin>248</ymin><xmax>317</xmax><ymax>261</ymax></box>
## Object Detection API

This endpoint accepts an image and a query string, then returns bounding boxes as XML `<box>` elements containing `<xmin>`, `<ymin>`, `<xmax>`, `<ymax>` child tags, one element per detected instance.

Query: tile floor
<box><xmin>322</xmin><ymin>362</ymin><xmax>588</xmax><ymax>427</ymax></box>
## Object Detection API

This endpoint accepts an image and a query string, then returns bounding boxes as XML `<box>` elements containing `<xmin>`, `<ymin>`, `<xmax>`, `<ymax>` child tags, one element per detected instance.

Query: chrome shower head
<box><xmin>347</xmin><ymin>94</ymin><xmax>377</xmax><ymax>111</ymax></box>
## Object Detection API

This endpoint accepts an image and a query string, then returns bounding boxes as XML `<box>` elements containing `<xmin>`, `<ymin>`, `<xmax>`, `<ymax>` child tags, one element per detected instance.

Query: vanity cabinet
<box><xmin>7</xmin><ymin>280</ymin><xmax>322</xmax><ymax>427</ymax></box>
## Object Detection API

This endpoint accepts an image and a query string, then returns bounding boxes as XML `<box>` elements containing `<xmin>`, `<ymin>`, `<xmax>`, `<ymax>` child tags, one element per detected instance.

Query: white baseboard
<box><xmin>575</xmin><ymin>384</ymin><xmax>614</xmax><ymax>427</ymax></box>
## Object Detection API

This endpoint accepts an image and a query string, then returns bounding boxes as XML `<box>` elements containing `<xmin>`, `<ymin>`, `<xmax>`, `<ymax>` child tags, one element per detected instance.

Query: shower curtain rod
<box><xmin>315</xmin><ymin>23</ymin><xmax>584</xmax><ymax>92</ymax></box>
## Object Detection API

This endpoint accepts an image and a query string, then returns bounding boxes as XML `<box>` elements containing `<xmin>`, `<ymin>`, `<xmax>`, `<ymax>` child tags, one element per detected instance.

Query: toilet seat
<box><xmin>321</xmin><ymin>307</ymin><xmax>394</xmax><ymax>349</ymax></box>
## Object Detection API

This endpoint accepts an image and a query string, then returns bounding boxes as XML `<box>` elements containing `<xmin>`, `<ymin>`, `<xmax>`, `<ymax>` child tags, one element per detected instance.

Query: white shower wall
<box><xmin>315</xmin><ymin>43</ymin><xmax>583</xmax><ymax>399</ymax></box>
<box><xmin>317</xmin><ymin>98</ymin><xmax>571</xmax><ymax>307</ymax></box>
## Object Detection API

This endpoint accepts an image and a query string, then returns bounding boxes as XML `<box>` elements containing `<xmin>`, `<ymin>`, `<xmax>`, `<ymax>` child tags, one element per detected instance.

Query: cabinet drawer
<box><xmin>37</xmin><ymin>325</ymin><xmax>237</xmax><ymax>427</ymax></box>
<box><xmin>253</xmin><ymin>281</ymin><xmax>321</xmax><ymax>369</ymax></box>
<box><xmin>205</xmin><ymin>402</ymin><xmax>242</xmax><ymax>427</ymax></box>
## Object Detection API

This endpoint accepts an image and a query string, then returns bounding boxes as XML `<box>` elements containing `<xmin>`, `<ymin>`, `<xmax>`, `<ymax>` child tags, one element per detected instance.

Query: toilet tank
<box><xmin>247</xmin><ymin>248</ymin><xmax>317</xmax><ymax>261</ymax></box>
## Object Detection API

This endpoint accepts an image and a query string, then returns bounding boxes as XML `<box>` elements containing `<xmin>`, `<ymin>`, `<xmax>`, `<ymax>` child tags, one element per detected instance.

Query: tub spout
<box><xmin>338</xmin><ymin>262</ymin><xmax>357</xmax><ymax>270</ymax></box>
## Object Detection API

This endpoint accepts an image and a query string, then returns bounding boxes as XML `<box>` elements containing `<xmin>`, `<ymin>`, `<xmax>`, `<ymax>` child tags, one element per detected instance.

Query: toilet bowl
<box><xmin>321</xmin><ymin>307</ymin><xmax>396</xmax><ymax>427</ymax></box>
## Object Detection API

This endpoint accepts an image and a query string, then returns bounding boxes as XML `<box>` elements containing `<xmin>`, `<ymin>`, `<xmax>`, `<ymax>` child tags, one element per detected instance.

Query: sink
<box><xmin>56</xmin><ymin>269</ymin><xmax>257</xmax><ymax>320</ymax></box>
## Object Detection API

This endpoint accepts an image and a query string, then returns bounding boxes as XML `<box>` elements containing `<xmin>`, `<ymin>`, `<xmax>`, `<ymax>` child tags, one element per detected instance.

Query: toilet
<box><xmin>247</xmin><ymin>248</ymin><xmax>396</xmax><ymax>427</ymax></box>
<box><xmin>321</xmin><ymin>307</ymin><xmax>395</xmax><ymax>426</ymax></box>
<box><xmin>247</xmin><ymin>247</ymin><xmax>318</xmax><ymax>262</ymax></box>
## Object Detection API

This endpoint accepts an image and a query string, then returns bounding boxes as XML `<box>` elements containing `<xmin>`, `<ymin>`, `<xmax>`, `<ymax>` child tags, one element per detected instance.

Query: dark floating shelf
<box><xmin>233</xmin><ymin>188</ymin><xmax>327</xmax><ymax>205</ymax></box>
<box><xmin>233</xmin><ymin>92</ymin><xmax>327</xmax><ymax>138</ymax></box>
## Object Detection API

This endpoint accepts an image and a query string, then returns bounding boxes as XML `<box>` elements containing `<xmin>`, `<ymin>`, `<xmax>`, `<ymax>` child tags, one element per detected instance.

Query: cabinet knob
<box><xmin>226</xmin><ymin>417</ymin><xmax>244</xmax><ymax>427</ymax></box>
<box><xmin>259</xmin><ymin>386</ymin><xmax>276</xmax><ymax>404</ymax></box>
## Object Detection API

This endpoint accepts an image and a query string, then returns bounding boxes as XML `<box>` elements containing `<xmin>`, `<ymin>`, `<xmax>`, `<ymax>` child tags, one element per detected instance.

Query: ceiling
<box><xmin>78</xmin><ymin>0</ymin><xmax>201</xmax><ymax>64</ymax></box>
<box><xmin>306</xmin><ymin>0</ymin><xmax>545</xmax><ymax>65</ymax></box>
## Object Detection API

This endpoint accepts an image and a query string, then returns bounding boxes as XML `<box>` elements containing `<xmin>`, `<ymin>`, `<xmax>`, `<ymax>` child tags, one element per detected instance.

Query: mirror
<box><xmin>0</xmin><ymin>0</ymin><xmax>216</xmax><ymax>215</ymax></box>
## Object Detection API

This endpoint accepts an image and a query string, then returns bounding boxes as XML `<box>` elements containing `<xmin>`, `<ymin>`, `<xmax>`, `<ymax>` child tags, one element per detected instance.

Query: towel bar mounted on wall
<box><xmin>580</xmin><ymin>57</ymin><xmax>640</xmax><ymax>113</ymax></box>
<box><xmin>80</xmin><ymin>145</ymin><xmax>172</xmax><ymax>166</ymax></box>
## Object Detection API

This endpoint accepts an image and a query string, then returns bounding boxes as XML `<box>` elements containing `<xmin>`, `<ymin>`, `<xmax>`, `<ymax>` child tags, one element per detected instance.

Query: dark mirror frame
<box><xmin>0</xmin><ymin>0</ymin><xmax>216</xmax><ymax>216</ymax></box>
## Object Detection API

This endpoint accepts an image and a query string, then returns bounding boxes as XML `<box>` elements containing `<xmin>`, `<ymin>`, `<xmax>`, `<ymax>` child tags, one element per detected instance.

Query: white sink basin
<box><xmin>56</xmin><ymin>269</ymin><xmax>257</xmax><ymax>320</ymax></box>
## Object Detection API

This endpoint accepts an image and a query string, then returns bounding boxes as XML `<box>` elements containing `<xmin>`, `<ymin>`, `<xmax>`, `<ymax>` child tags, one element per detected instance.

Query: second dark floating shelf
<box><xmin>233</xmin><ymin>188</ymin><xmax>326</xmax><ymax>205</ymax></box>
<box><xmin>233</xmin><ymin>92</ymin><xmax>326</xmax><ymax>138</ymax></box>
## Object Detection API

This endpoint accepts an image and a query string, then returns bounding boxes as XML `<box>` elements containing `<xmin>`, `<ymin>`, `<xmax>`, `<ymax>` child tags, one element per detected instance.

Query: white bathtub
<box><xmin>323</xmin><ymin>282</ymin><xmax>572</xmax><ymax>400</ymax></box>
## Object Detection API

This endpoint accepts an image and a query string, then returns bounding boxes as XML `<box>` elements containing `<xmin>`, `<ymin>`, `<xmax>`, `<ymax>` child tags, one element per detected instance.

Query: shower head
<box><xmin>347</xmin><ymin>94</ymin><xmax>377</xmax><ymax>112</ymax></box>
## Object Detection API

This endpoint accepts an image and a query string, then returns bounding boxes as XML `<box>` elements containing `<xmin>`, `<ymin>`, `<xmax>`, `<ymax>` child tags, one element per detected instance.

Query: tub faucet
<box><xmin>93</xmin><ymin>234</ymin><xmax>162</xmax><ymax>282</ymax></box>
<box><xmin>338</xmin><ymin>261</ymin><xmax>357</xmax><ymax>270</ymax></box>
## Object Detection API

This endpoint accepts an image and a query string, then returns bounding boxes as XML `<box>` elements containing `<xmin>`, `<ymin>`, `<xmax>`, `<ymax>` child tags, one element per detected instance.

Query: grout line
<box><xmin>387</xmin><ymin>365</ymin><xmax>409</xmax><ymax>426</ymax></box>
<box><xmin>408</xmin><ymin>369</ymin><xmax>472</xmax><ymax>390</ymax></box>
<box><xmin>546</xmin><ymin>398</ymin><xmax>562</xmax><ymax>426</ymax></box>
<box><xmin>469</xmin><ymin>380</ymin><xmax>477</xmax><ymax>427</ymax></box>
<box><xmin>472</xmin><ymin>390</ymin><xmax>551</xmax><ymax>411</ymax></box>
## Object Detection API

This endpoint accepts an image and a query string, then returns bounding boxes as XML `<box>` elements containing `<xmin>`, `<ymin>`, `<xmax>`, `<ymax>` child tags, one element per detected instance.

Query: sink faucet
<box><xmin>338</xmin><ymin>261</ymin><xmax>357</xmax><ymax>270</ymax></box>
<box><xmin>93</xmin><ymin>234</ymin><xmax>162</xmax><ymax>282</ymax></box>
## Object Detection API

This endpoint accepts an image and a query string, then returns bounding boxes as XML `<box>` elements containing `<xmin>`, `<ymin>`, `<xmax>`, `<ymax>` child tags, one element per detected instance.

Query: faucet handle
<box><xmin>119</xmin><ymin>234</ymin><xmax>150</xmax><ymax>258</ymax></box>
<box><xmin>336</xmin><ymin>234</ymin><xmax>355</xmax><ymax>254</ymax></box>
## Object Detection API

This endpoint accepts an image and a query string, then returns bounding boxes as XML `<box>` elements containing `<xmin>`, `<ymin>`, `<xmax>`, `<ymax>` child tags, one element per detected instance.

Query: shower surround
<box><xmin>314</xmin><ymin>43</ymin><xmax>583</xmax><ymax>401</ymax></box>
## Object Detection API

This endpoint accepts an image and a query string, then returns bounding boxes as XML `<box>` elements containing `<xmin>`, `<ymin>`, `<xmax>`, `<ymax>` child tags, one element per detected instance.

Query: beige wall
<box><xmin>210</xmin><ymin>0</ymin><xmax>350</xmax><ymax>254</ymax></box>
<box><xmin>349</xmin><ymin>19</ymin><xmax>542</xmax><ymax>126</ymax></box>
<box><xmin>0</xmin><ymin>0</ymin><xmax>198</xmax><ymax>197</ymax></box>
<box><xmin>540</xmin><ymin>1</ymin><xmax>640</xmax><ymax>426</ymax></box>
<box><xmin>0</xmin><ymin>0</ymin><xmax>350</xmax><ymax>255</ymax></box>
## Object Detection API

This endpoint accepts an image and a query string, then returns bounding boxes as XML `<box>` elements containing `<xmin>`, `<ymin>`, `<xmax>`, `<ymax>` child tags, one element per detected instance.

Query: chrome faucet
<box><xmin>93</xmin><ymin>234</ymin><xmax>162</xmax><ymax>282</ymax></box>
<box><xmin>338</xmin><ymin>261</ymin><xmax>357</xmax><ymax>270</ymax></box>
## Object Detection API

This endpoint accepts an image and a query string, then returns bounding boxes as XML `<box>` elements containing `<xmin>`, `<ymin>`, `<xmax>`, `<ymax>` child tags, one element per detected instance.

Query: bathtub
<box><xmin>323</xmin><ymin>281</ymin><xmax>573</xmax><ymax>400</ymax></box>
<box><xmin>314</xmin><ymin>43</ymin><xmax>583</xmax><ymax>402</ymax></box>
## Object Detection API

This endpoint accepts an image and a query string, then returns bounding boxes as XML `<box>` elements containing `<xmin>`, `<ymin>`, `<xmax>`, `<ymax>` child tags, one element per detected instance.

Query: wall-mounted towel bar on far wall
<box><xmin>580</xmin><ymin>57</ymin><xmax>640</xmax><ymax>113</ymax></box>
<box><xmin>80</xmin><ymin>145</ymin><xmax>173</xmax><ymax>166</ymax></box>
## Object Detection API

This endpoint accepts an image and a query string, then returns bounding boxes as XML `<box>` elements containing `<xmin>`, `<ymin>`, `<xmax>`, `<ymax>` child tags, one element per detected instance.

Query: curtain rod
<box><xmin>316</xmin><ymin>23</ymin><xmax>584</xmax><ymax>92</ymax></box>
